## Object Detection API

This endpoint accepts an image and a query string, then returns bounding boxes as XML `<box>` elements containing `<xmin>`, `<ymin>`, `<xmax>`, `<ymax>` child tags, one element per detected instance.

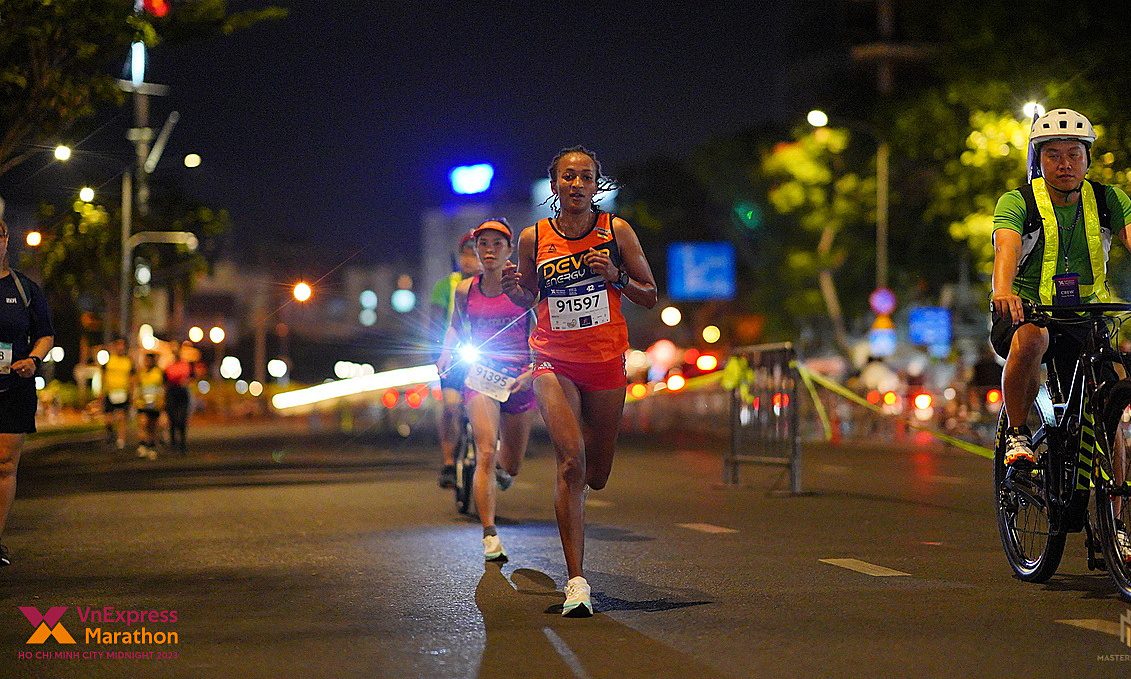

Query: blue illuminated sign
<box><xmin>449</xmin><ymin>164</ymin><xmax>495</xmax><ymax>195</ymax></box>
<box><xmin>667</xmin><ymin>242</ymin><xmax>736</xmax><ymax>301</ymax></box>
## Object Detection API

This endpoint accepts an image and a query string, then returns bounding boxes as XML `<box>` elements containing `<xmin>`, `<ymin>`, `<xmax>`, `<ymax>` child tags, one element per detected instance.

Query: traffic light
<box><xmin>732</xmin><ymin>200</ymin><xmax>764</xmax><ymax>231</ymax></box>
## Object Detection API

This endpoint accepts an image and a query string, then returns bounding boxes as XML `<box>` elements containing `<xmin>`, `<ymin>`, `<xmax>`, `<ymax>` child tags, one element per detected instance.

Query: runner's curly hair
<box><xmin>544</xmin><ymin>145</ymin><xmax>621</xmax><ymax>215</ymax></box>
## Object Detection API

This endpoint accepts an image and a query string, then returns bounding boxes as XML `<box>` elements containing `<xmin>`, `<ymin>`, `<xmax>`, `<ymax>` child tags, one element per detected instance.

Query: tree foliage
<box><xmin>0</xmin><ymin>0</ymin><xmax>286</xmax><ymax>177</ymax></box>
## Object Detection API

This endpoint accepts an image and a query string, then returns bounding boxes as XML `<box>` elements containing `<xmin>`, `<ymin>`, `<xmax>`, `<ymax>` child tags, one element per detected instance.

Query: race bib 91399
<box><xmin>0</xmin><ymin>342</ymin><xmax>12</xmax><ymax>375</ymax></box>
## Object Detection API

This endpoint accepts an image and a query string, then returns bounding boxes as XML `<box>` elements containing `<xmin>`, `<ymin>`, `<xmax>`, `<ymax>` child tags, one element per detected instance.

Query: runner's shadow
<box><xmin>475</xmin><ymin>564</ymin><xmax>724</xmax><ymax>679</ymax></box>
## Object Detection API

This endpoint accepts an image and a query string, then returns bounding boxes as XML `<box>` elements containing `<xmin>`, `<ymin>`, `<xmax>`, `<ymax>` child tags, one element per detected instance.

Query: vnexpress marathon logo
<box><xmin>15</xmin><ymin>605</ymin><xmax>181</xmax><ymax>663</ymax></box>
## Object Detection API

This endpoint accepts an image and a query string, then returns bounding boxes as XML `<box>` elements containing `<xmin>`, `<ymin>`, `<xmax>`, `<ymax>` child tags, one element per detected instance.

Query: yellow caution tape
<box><xmin>793</xmin><ymin>363</ymin><xmax>995</xmax><ymax>460</ymax></box>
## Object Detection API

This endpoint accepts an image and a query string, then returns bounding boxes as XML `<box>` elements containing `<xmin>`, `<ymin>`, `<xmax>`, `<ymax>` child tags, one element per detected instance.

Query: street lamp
<box><xmin>808</xmin><ymin>109</ymin><xmax>890</xmax><ymax>291</ymax></box>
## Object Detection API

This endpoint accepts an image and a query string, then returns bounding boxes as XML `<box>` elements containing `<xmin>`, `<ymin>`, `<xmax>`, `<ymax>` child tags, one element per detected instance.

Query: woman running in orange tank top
<box><xmin>502</xmin><ymin>146</ymin><xmax>657</xmax><ymax>617</ymax></box>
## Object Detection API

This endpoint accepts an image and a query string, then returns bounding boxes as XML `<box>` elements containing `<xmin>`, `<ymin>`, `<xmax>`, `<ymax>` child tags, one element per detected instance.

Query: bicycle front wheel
<box><xmin>993</xmin><ymin>393</ymin><xmax>1067</xmax><ymax>583</ymax></box>
<box><xmin>453</xmin><ymin>419</ymin><xmax>476</xmax><ymax>515</ymax></box>
<box><xmin>1093</xmin><ymin>380</ymin><xmax>1131</xmax><ymax>600</ymax></box>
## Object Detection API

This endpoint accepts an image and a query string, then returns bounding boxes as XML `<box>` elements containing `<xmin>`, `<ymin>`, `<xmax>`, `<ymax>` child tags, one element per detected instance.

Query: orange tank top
<box><xmin>530</xmin><ymin>212</ymin><xmax>629</xmax><ymax>363</ymax></box>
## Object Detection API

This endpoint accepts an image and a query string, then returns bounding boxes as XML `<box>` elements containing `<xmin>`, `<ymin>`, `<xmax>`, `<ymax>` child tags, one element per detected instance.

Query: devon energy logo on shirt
<box><xmin>538</xmin><ymin>242</ymin><xmax>617</xmax><ymax>290</ymax></box>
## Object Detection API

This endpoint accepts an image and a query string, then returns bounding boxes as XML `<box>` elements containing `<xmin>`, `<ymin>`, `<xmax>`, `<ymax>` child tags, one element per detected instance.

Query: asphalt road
<box><xmin>1</xmin><ymin>424</ymin><xmax>1130</xmax><ymax>678</ymax></box>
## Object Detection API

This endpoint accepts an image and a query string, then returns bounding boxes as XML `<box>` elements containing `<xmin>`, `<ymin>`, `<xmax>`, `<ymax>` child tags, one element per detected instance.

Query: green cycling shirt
<box><xmin>993</xmin><ymin>183</ymin><xmax>1131</xmax><ymax>303</ymax></box>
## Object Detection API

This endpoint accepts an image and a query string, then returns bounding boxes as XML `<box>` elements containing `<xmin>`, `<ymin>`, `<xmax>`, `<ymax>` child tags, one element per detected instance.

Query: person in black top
<box><xmin>0</xmin><ymin>217</ymin><xmax>54</xmax><ymax>566</ymax></box>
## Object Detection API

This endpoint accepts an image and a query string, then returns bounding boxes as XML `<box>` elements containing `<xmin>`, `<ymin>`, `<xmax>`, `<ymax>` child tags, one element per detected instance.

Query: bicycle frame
<box><xmin>995</xmin><ymin>301</ymin><xmax>1131</xmax><ymax>594</ymax></box>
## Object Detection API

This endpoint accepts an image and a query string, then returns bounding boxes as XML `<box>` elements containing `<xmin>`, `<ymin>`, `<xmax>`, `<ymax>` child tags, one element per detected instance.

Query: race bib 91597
<box><xmin>0</xmin><ymin>342</ymin><xmax>12</xmax><ymax>375</ymax></box>
<box><xmin>546</xmin><ymin>282</ymin><xmax>610</xmax><ymax>332</ymax></box>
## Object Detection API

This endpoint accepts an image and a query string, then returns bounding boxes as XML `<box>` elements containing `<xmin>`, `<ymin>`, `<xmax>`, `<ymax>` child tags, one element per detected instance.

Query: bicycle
<box><xmin>994</xmin><ymin>302</ymin><xmax>1131</xmax><ymax>600</ymax></box>
<box><xmin>452</xmin><ymin>413</ymin><xmax>476</xmax><ymax>515</ymax></box>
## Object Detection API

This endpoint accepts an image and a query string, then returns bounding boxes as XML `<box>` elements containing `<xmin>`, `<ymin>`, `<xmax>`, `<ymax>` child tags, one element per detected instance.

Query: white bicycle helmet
<box><xmin>1027</xmin><ymin>108</ymin><xmax>1096</xmax><ymax>181</ymax></box>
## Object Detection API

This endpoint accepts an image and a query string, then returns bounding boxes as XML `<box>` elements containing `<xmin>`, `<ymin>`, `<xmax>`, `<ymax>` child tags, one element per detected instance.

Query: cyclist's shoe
<box><xmin>1116</xmin><ymin>521</ymin><xmax>1131</xmax><ymax>564</ymax></box>
<box><xmin>483</xmin><ymin>535</ymin><xmax>508</xmax><ymax>563</ymax></box>
<box><xmin>1004</xmin><ymin>426</ymin><xmax>1035</xmax><ymax>467</ymax></box>
<box><xmin>495</xmin><ymin>466</ymin><xmax>514</xmax><ymax>491</ymax></box>
<box><xmin>562</xmin><ymin>576</ymin><xmax>593</xmax><ymax>618</ymax></box>
<box><xmin>0</xmin><ymin>542</ymin><xmax>10</xmax><ymax>567</ymax></box>
<box><xmin>438</xmin><ymin>465</ymin><xmax>457</xmax><ymax>489</ymax></box>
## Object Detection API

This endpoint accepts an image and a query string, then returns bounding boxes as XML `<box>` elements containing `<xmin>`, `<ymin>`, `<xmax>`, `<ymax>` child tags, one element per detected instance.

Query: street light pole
<box><xmin>119</xmin><ymin>172</ymin><xmax>132</xmax><ymax>343</ymax></box>
<box><xmin>876</xmin><ymin>141</ymin><xmax>889</xmax><ymax>290</ymax></box>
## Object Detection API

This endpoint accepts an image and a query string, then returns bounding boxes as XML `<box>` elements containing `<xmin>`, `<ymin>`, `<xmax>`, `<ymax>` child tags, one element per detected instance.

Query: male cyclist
<box><xmin>991</xmin><ymin>108</ymin><xmax>1131</xmax><ymax>464</ymax></box>
<box><xmin>990</xmin><ymin>108</ymin><xmax>1131</xmax><ymax>560</ymax></box>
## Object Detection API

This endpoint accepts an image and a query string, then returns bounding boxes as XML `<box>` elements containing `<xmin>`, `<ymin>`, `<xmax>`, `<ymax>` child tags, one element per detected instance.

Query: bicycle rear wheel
<box><xmin>1092</xmin><ymin>380</ymin><xmax>1131</xmax><ymax>600</ymax></box>
<box><xmin>453</xmin><ymin>419</ymin><xmax>476</xmax><ymax>515</ymax></box>
<box><xmin>994</xmin><ymin>389</ymin><xmax>1067</xmax><ymax>582</ymax></box>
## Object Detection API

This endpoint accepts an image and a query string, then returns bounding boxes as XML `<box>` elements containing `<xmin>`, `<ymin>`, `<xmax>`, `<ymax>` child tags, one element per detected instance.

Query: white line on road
<box><xmin>820</xmin><ymin>558</ymin><xmax>910</xmax><ymax>577</ymax></box>
<box><xmin>585</xmin><ymin>498</ymin><xmax>613</xmax><ymax>508</ymax></box>
<box><xmin>677</xmin><ymin>523</ymin><xmax>739</xmax><ymax>534</ymax></box>
<box><xmin>1056</xmin><ymin>619</ymin><xmax>1122</xmax><ymax>637</ymax></box>
<box><xmin>543</xmin><ymin>627</ymin><xmax>593</xmax><ymax>679</ymax></box>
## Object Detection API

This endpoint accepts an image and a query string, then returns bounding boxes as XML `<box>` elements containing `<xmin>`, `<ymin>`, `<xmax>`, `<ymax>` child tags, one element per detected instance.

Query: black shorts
<box><xmin>0</xmin><ymin>378</ymin><xmax>38</xmax><ymax>434</ymax></box>
<box><xmin>440</xmin><ymin>364</ymin><xmax>469</xmax><ymax>393</ymax></box>
<box><xmin>989</xmin><ymin>312</ymin><xmax>1116</xmax><ymax>388</ymax></box>
<box><xmin>989</xmin><ymin>311</ymin><xmax>1090</xmax><ymax>362</ymax></box>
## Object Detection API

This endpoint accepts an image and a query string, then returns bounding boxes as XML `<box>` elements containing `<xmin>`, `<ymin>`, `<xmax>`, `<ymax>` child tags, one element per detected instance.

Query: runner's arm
<box><xmin>436</xmin><ymin>281</ymin><xmax>471</xmax><ymax>374</ymax></box>
<box><xmin>502</xmin><ymin>226</ymin><xmax>538</xmax><ymax>308</ymax></box>
<box><xmin>991</xmin><ymin>228</ymin><xmax>1024</xmax><ymax>324</ymax></box>
<box><xmin>610</xmin><ymin>218</ymin><xmax>658</xmax><ymax>309</ymax></box>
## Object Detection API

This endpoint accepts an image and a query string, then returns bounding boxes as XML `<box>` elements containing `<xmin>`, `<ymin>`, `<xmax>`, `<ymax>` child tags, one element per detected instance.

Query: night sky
<box><xmin>151</xmin><ymin>1</ymin><xmax>817</xmax><ymax>264</ymax></box>
<box><xmin>4</xmin><ymin>1</ymin><xmax>853</xmax><ymax>273</ymax></box>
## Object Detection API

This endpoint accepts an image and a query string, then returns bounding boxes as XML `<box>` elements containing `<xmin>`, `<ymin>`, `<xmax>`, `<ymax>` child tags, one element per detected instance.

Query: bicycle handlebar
<box><xmin>1014</xmin><ymin>301</ymin><xmax>1131</xmax><ymax>330</ymax></box>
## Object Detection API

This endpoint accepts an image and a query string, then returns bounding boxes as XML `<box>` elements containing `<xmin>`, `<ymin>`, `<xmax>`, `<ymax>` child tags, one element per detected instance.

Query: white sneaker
<box><xmin>562</xmin><ymin>576</ymin><xmax>593</xmax><ymax>618</ymax></box>
<box><xmin>1004</xmin><ymin>429</ymin><xmax>1035</xmax><ymax>466</ymax></box>
<box><xmin>483</xmin><ymin>535</ymin><xmax>507</xmax><ymax>562</ymax></box>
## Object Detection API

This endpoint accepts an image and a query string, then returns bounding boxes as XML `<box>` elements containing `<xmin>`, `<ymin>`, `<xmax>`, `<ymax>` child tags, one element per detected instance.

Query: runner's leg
<box><xmin>579</xmin><ymin>387</ymin><xmax>626</xmax><ymax>490</ymax></box>
<box><xmin>0</xmin><ymin>434</ymin><xmax>24</xmax><ymax>535</ymax></box>
<box><xmin>467</xmin><ymin>393</ymin><xmax>502</xmax><ymax>529</ymax></box>
<box><xmin>497</xmin><ymin>409</ymin><xmax>533</xmax><ymax>476</ymax></box>
<box><xmin>534</xmin><ymin>372</ymin><xmax>586</xmax><ymax>578</ymax></box>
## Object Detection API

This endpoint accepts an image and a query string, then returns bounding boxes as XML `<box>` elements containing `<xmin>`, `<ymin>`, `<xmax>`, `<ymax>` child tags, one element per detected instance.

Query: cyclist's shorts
<box><xmin>462</xmin><ymin>385</ymin><xmax>537</xmax><ymax>414</ymax></box>
<box><xmin>533</xmin><ymin>354</ymin><xmax>626</xmax><ymax>393</ymax></box>
<box><xmin>440</xmin><ymin>364</ymin><xmax>470</xmax><ymax>392</ymax></box>
<box><xmin>989</xmin><ymin>311</ymin><xmax>1089</xmax><ymax>361</ymax></box>
<box><xmin>989</xmin><ymin>311</ymin><xmax>1118</xmax><ymax>386</ymax></box>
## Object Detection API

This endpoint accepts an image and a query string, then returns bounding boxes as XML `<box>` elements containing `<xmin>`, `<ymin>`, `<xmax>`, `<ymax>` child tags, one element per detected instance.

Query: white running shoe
<box><xmin>562</xmin><ymin>576</ymin><xmax>593</xmax><ymax>618</ymax></box>
<box><xmin>483</xmin><ymin>535</ymin><xmax>507</xmax><ymax>562</ymax></box>
<box><xmin>1004</xmin><ymin>429</ymin><xmax>1035</xmax><ymax>466</ymax></box>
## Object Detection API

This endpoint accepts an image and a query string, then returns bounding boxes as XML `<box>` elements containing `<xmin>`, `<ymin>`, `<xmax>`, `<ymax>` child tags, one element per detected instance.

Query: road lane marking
<box><xmin>677</xmin><ymin>523</ymin><xmax>738</xmax><ymax>534</ymax></box>
<box><xmin>1056</xmin><ymin>619</ymin><xmax>1122</xmax><ymax>637</ymax></box>
<box><xmin>585</xmin><ymin>498</ymin><xmax>613</xmax><ymax>508</ymax></box>
<box><xmin>543</xmin><ymin>627</ymin><xmax>593</xmax><ymax>679</ymax></box>
<box><xmin>820</xmin><ymin>558</ymin><xmax>910</xmax><ymax>577</ymax></box>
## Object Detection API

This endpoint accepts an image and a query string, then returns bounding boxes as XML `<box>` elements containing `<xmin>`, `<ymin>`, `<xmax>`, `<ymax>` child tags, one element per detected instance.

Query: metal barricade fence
<box><xmin>724</xmin><ymin>342</ymin><xmax>801</xmax><ymax>493</ymax></box>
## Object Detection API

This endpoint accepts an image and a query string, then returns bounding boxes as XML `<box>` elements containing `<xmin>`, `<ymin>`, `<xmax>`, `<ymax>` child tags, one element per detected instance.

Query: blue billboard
<box><xmin>667</xmin><ymin>242</ymin><xmax>736</xmax><ymax>301</ymax></box>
